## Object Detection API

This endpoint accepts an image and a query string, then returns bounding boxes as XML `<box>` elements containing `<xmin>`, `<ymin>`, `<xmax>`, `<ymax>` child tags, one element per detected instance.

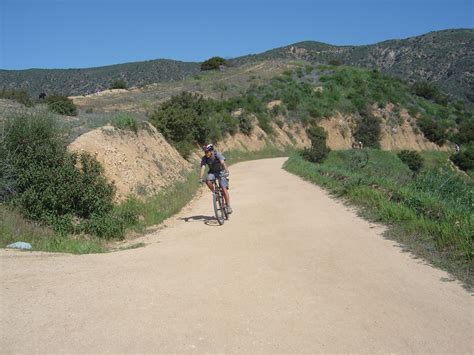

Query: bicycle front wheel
<box><xmin>213</xmin><ymin>190</ymin><xmax>225</xmax><ymax>225</ymax></box>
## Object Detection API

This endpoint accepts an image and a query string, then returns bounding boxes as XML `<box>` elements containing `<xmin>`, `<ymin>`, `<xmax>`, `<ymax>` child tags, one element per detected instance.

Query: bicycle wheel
<box><xmin>221</xmin><ymin>192</ymin><xmax>229</xmax><ymax>220</ymax></box>
<box><xmin>213</xmin><ymin>190</ymin><xmax>225</xmax><ymax>225</ymax></box>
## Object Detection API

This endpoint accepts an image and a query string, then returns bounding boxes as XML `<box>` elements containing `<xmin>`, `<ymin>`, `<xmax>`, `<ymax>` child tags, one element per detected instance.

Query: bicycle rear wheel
<box><xmin>213</xmin><ymin>190</ymin><xmax>225</xmax><ymax>225</ymax></box>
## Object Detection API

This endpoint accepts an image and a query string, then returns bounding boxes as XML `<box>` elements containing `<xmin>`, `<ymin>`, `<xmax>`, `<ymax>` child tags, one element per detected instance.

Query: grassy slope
<box><xmin>235</xmin><ymin>29</ymin><xmax>474</xmax><ymax>104</ymax></box>
<box><xmin>283</xmin><ymin>150</ymin><xmax>473</xmax><ymax>288</ymax></box>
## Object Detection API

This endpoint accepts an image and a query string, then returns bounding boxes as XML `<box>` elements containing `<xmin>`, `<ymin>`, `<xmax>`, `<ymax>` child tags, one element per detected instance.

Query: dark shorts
<box><xmin>207</xmin><ymin>172</ymin><xmax>228</xmax><ymax>189</ymax></box>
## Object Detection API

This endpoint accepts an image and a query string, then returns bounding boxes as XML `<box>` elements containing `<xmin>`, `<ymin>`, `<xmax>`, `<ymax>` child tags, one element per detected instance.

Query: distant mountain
<box><xmin>0</xmin><ymin>29</ymin><xmax>472</xmax><ymax>103</ymax></box>
<box><xmin>234</xmin><ymin>29</ymin><xmax>474</xmax><ymax>104</ymax></box>
<box><xmin>0</xmin><ymin>60</ymin><xmax>200</xmax><ymax>97</ymax></box>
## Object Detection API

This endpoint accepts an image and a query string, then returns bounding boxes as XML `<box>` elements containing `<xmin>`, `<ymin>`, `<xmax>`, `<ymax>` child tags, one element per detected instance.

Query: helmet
<box><xmin>203</xmin><ymin>144</ymin><xmax>214</xmax><ymax>152</ymax></box>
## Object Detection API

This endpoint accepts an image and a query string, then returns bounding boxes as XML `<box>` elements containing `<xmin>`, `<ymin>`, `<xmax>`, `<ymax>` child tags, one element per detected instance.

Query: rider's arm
<box><xmin>199</xmin><ymin>165</ymin><xmax>206</xmax><ymax>180</ymax></box>
<box><xmin>220</xmin><ymin>160</ymin><xmax>229</xmax><ymax>174</ymax></box>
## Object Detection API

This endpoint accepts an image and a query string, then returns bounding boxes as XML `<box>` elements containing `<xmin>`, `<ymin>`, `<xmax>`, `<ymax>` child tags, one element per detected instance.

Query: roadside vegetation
<box><xmin>148</xmin><ymin>65</ymin><xmax>472</xmax><ymax>172</ymax></box>
<box><xmin>284</xmin><ymin>150</ymin><xmax>473</xmax><ymax>287</ymax></box>
<box><xmin>0</xmin><ymin>107</ymin><xmax>292</xmax><ymax>253</ymax></box>
<box><xmin>1</xmin><ymin>63</ymin><xmax>472</xmax><ymax>258</ymax></box>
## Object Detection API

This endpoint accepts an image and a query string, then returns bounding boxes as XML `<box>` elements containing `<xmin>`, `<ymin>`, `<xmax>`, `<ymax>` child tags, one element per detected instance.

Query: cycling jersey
<box><xmin>200</xmin><ymin>151</ymin><xmax>226</xmax><ymax>174</ymax></box>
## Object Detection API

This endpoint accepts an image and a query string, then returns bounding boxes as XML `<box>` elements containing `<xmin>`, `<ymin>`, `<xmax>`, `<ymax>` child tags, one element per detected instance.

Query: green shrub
<box><xmin>301</xmin><ymin>125</ymin><xmax>330</xmax><ymax>163</ymax></box>
<box><xmin>175</xmin><ymin>141</ymin><xmax>195</xmax><ymax>158</ymax></box>
<box><xmin>238</xmin><ymin>114</ymin><xmax>253</xmax><ymax>135</ymax></box>
<box><xmin>45</xmin><ymin>94</ymin><xmax>77</xmax><ymax>116</ymax></box>
<box><xmin>353</xmin><ymin>115</ymin><xmax>381</xmax><ymax>149</ymax></box>
<box><xmin>110</xmin><ymin>79</ymin><xmax>127</xmax><ymax>89</ymax></box>
<box><xmin>451</xmin><ymin>144</ymin><xmax>474</xmax><ymax>172</ymax></box>
<box><xmin>256</xmin><ymin>112</ymin><xmax>273</xmax><ymax>134</ymax></box>
<box><xmin>201</xmin><ymin>56</ymin><xmax>227</xmax><ymax>71</ymax></box>
<box><xmin>351</xmin><ymin>95</ymin><xmax>368</xmax><ymax>111</ymax></box>
<box><xmin>417</xmin><ymin>116</ymin><xmax>446</xmax><ymax>145</ymax></box>
<box><xmin>413</xmin><ymin>82</ymin><xmax>439</xmax><ymax>100</ymax></box>
<box><xmin>397</xmin><ymin>150</ymin><xmax>424</xmax><ymax>174</ymax></box>
<box><xmin>75</xmin><ymin>153</ymin><xmax>115</xmax><ymax>218</ymax></box>
<box><xmin>0</xmin><ymin>89</ymin><xmax>33</xmax><ymax>106</ymax></box>
<box><xmin>454</xmin><ymin>119</ymin><xmax>474</xmax><ymax>145</ymax></box>
<box><xmin>80</xmin><ymin>213</ymin><xmax>125</xmax><ymax>240</ymax></box>
<box><xmin>220</xmin><ymin>112</ymin><xmax>238</xmax><ymax>136</ymax></box>
<box><xmin>148</xmin><ymin>93</ymin><xmax>200</xmax><ymax>144</ymax></box>
<box><xmin>115</xmin><ymin>197</ymin><xmax>141</xmax><ymax>227</ymax></box>
<box><xmin>148</xmin><ymin>92</ymin><xmax>244</xmax><ymax>156</ymax></box>
<box><xmin>111</xmin><ymin>113</ymin><xmax>139</xmax><ymax>133</ymax></box>
<box><xmin>0</xmin><ymin>109</ymin><xmax>116</xmax><ymax>235</ymax></box>
<box><xmin>328</xmin><ymin>59</ymin><xmax>342</xmax><ymax>66</ymax></box>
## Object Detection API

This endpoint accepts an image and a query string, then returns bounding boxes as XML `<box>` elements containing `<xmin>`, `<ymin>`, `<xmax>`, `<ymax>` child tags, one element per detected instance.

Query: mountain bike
<box><xmin>209</xmin><ymin>172</ymin><xmax>229</xmax><ymax>225</ymax></box>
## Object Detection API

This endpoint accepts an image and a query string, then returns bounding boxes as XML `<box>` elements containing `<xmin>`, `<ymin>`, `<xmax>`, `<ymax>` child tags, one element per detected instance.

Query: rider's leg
<box><xmin>205</xmin><ymin>180</ymin><xmax>215</xmax><ymax>192</ymax></box>
<box><xmin>205</xmin><ymin>173</ymin><xmax>215</xmax><ymax>192</ymax></box>
<box><xmin>222</xmin><ymin>186</ymin><xmax>230</xmax><ymax>206</ymax></box>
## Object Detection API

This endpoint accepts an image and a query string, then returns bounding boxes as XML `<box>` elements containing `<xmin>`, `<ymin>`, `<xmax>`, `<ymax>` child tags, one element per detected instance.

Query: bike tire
<box><xmin>221</xmin><ymin>192</ymin><xmax>229</xmax><ymax>220</ymax></box>
<box><xmin>213</xmin><ymin>190</ymin><xmax>225</xmax><ymax>225</ymax></box>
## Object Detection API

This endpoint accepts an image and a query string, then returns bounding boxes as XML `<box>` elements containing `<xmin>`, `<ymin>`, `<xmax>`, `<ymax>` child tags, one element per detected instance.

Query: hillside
<box><xmin>0</xmin><ymin>59</ymin><xmax>200</xmax><ymax>97</ymax></box>
<box><xmin>235</xmin><ymin>29</ymin><xmax>474</xmax><ymax>104</ymax></box>
<box><xmin>0</xmin><ymin>29</ymin><xmax>472</xmax><ymax>103</ymax></box>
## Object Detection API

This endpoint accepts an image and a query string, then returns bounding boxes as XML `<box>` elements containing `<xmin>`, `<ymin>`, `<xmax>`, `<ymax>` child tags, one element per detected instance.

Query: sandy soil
<box><xmin>1</xmin><ymin>158</ymin><xmax>472</xmax><ymax>353</ymax></box>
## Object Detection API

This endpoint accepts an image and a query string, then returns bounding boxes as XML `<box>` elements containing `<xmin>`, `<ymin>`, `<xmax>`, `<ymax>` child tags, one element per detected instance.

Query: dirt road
<box><xmin>1</xmin><ymin>158</ymin><xmax>472</xmax><ymax>353</ymax></box>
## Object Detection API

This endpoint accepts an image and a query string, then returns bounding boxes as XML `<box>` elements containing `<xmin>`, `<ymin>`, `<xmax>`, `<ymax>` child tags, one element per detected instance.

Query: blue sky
<box><xmin>1</xmin><ymin>0</ymin><xmax>472</xmax><ymax>69</ymax></box>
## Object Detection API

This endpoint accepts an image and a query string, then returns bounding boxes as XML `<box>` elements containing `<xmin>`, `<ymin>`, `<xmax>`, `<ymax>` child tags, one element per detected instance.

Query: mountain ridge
<box><xmin>1</xmin><ymin>29</ymin><xmax>472</xmax><ymax>103</ymax></box>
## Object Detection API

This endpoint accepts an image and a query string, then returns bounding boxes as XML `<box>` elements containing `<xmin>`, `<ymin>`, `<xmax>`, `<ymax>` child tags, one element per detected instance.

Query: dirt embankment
<box><xmin>217</xmin><ymin>121</ymin><xmax>309</xmax><ymax>153</ymax></box>
<box><xmin>67</xmin><ymin>101</ymin><xmax>447</xmax><ymax>202</ymax></box>
<box><xmin>68</xmin><ymin>122</ymin><xmax>191</xmax><ymax>202</ymax></box>
<box><xmin>319</xmin><ymin>103</ymin><xmax>448</xmax><ymax>151</ymax></box>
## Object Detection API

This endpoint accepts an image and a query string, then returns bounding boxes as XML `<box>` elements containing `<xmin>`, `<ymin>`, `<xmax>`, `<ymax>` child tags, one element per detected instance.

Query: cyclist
<box><xmin>199</xmin><ymin>144</ymin><xmax>232</xmax><ymax>214</ymax></box>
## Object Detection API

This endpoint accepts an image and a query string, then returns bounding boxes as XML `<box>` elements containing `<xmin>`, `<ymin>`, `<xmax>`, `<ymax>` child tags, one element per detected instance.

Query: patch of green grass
<box><xmin>0</xmin><ymin>205</ymin><xmax>106</xmax><ymax>254</ymax></box>
<box><xmin>110</xmin><ymin>113</ymin><xmax>139</xmax><ymax>133</ymax></box>
<box><xmin>129</xmin><ymin>170</ymin><xmax>200</xmax><ymax>228</ymax></box>
<box><xmin>283</xmin><ymin>151</ymin><xmax>473</xmax><ymax>288</ymax></box>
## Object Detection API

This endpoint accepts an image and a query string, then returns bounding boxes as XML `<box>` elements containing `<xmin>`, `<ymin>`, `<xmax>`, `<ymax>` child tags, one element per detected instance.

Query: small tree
<box><xmin>110</xmin><ymin>79</ymin><xmax>127</xmax><ymax>89</ymax></box>
<box><xmin>301</xmin><ymin>125</ymin><xmax>331</xmax><ymax>163</ymax></box>
<box><xmin>353</xmin><ymin>115</ymin><xmax>381</xmax><ymax>149</ymax></box>
<box><xmin>201</xmin><ymin>57</ymin><xmax>227</xmax><ymax>71</ymax></box>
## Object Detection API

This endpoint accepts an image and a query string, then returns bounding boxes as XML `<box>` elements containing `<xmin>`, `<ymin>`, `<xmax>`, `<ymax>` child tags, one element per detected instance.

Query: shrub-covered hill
<box><xmin>234</xmin><ymin>29</ymin><xmax>474</xmax><ymax>104</ymax></box>
<box><xmin>147</xmin><ymin>64</ymin><xmax>472</xmax><ymax>159</ymax></box>
<box><xmin>0</xmin><ymin>59</ymin><xmax>200</xmax><ymax>97</ymax></box>
<box><xmin>0</xmin><ymin>29</ymin><xmax>471</xmax><ymax>103</ymax></box>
